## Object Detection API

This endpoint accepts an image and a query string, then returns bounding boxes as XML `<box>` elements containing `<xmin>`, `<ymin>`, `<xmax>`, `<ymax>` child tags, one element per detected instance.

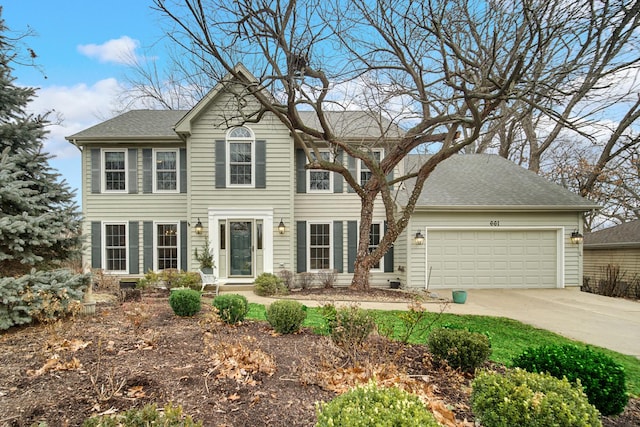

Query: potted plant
<box><xmin>194</xmin><ymin>235</ymin><xmax>214</xmax><ymax>274</ymax></box>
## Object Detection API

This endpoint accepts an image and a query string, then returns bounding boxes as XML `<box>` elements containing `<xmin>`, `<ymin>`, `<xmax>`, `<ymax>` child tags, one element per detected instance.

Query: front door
<box><xmin>229</xmin><ymin>221</ymin><xmax>253</xmax><ymax>277</ymax></box>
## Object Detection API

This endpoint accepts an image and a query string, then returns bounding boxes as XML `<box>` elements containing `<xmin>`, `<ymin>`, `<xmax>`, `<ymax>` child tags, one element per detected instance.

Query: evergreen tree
<box><xmin>0</xmin><ymin>12</ymin><xmax>87</xmax><ymax>329</ymax></box>
<box><xmin>0</xmin><ymin>16</ymin><xmax>82</xmax><ymax>276</ymax></box>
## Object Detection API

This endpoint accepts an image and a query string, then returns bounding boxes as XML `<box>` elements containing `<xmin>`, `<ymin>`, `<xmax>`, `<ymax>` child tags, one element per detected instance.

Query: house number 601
<box><xmin>490</xmin><ymin>221</ymin><xmax>500</xmax><ymax>226</ymax></box>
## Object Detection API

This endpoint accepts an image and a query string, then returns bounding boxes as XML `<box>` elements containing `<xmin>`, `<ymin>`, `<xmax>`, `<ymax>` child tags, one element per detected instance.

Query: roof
<box><xmin>66</xmin><ymin>110</ymin><xmax>188</xmax><ymax>141</ymax></box>
<box><xmin>399</xmin><ymin>154</ymin><xmax>599</xmax><ymax>211</ymax></box>
<box><xmin>584</xmin><ymin>220</ymin><xmax>640</xmax><ymax>249</ymax></box>
<box><xmin>296</xmin><ymin>111</ymin><xmax>404</xmax><ymax>139</ymax></box>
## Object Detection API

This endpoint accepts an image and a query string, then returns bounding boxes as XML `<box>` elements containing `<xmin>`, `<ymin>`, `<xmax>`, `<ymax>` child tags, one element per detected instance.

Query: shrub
<box><xmin>427</xmin><ymin>327</ymin><xmax>491</xmax><ymax>372</ymax></box>
<box><xmin>213</xmin><ymin>293</ymin><xmax>249</xmax><ymax>324</ymax></box>
<box><xmin>168</xmin><ymin>289</ymin><xmax>202</xmax><ymax>317</ymax></box>
<box><xmin>324</xmin><ymin>305</ymin><xmax>375</xmax><ymax>361</ymax></box>
<box><xmin>316</xmin><ymin>382</ymin><xmax>440</xmax><ymax>427</ymax></box>
<box><xmin>297</xmin><ymin>272</ymin><xmax>315</xmax><ymax>289</ymax></box>
<box><xmin>512</xmin><ymin>344</ymin><xmax>628</xmax><ymax>415</ymax></box>
<box><xmin>471</xmin><ymin>369</ymin><xmax>601</xmax><ymax>427</ymax></box>
<box><xmin>0</xmin><ymin>269</ymin><xmax>89</xmax><ymax>330</ymax></box>
<box><xmin>254</xmin><ymin>272</ymin><xmax>288</xmax><ymax>296</ymax></box>
<box><xmin>266</xmin><ymin>300</ymin><xmax>307</xmax><ymax>334</ymax></box>
<box><xmin>278</xmin><ymin>269</ymin><xmax>295</xmax><ymax>290</ymax></box>
<box><xmin>83</xmin><ymin>402</ymin><xmax>202</xmax><ymax>426</ymax></box>
<box><xmin>316</xmin><ymin>269</ymin><xmax>338</xmax><ymax>288</ymax></box>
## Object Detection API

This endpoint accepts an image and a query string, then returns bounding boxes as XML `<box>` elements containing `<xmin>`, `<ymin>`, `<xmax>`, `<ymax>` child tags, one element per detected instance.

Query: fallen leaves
<box><xmin>204</xmin><ymin>334</ymin><xmax>276</xmax><ymax>386</ymax></box>
<box><xmin>27</xmin><ymin>355</ymin><xmax>83</xmax><ymax>377</ymax></box>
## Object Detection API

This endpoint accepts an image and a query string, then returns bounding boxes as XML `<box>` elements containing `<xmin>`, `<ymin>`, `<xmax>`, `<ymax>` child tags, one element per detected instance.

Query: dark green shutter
<box><xmin>296</xmin><ymin>221</ymin><xmax>307</xmax><ymax>273</ymax></box>
<box><xmin>215</xmin><ymin>140</ymin><xmax>226</xmax><ymax>188</ymax></box>
<box><xmin>143</xmin><ymin>221</ymin><xmax>153</xmax><ymax>272</ymax></box>
<box><xmin>91</xmin><ymin>149</ymin><xmax>101</xmax><ymax>194</ymax></box>
<box><xmin>255</xmin><ymin>140</ymin><xmax>266</xmax><ymax>188</ymax></box>
<box><xmin>180</xmin><ymin>148</ymin><xmax>187</xmax><ymax>193</ymax></box>
<box><xmin>334</xmin><ymin>150</ymin><xmax>343</xmax><ymax>193</ymax></box>
<box><xmin>383</xmin><ymin>221</ymin><xmax>394</xmax><ymax>273</ymax></box>
<box><xmin>296</xmin><ymin>149</ymin><xmax>306</xmax><ymax>193</ymax></box>
<box><xmin>91</xmin><ymin>221</ymin><xmax>101</xmax><ymax>268</ymax></box>
<box><xmin>347</xmin><ymin>221</ymin><xmax>357</xmax><ymax>273</ymax></box>
<box><xmin>180</xmin><ymin>221</ymin><xmax>188</xmax><ymax>271</ymax></box>
<box><xmin>347</xmin><ymin>155</ymin><xmax>357</xmax><ymax>193</ymax></box>
<box><xmin>333</xmin><ymin>221</ymin><xmax>343</xmax><ymax>273</ymax></box>
<box><xmin>128</xmin><ymin>149</ymin><xmax>138</xmax><ymax>194</ymax></box>
<box><xmin>142</xmin><ymin>149</ymin><xmax>152</xmax><ymax>193</ymax></box>
<box><xmin>129</xmin><ymin>221</ymin><xmax>139</xmax><ymax>274</ymax></box>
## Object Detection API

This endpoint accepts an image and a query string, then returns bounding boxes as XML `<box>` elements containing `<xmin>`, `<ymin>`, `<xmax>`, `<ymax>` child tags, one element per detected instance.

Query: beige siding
<box><xmin>406</xmin><ymin>211</ymin><xmax>583</xmax><ymax>290</ymax></box>
<box><xmin>584</xmin><ymin>248</ymin><xmax>640</xmax><ymax>282</ymax></box>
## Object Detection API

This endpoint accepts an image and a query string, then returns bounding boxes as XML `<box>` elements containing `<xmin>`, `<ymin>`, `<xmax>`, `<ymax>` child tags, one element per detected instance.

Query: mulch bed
<box><xmin>0</xmin><ymin>289</ymin><xmax>637</xmax><ymax>426</ymax></box>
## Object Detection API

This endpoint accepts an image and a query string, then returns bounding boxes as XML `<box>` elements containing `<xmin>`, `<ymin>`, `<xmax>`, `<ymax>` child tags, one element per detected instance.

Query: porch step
<box><xmin>207</xmin><ymin>283</ymin><xmax>255</xmax><ymax>292</ymax></box>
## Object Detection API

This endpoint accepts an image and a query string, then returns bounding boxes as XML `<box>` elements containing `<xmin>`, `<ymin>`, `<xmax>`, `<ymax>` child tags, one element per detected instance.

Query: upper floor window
<box><xmin>307</xmin><ymin>150</ymin><xmax>333</xmax><ymax>192</ymax></box>
<box><xmin>227</xmin><ymin>126</ymin><xmax>254</xmax><ymax>187</ymax></box>
<box><xmin>154</xmin><ymin>149</ymin><xmax>178</xmax><ymax>192</ymax></box>
<box><xmin>103</xmin><ymin>150</ymin><xmax>127</xmax><ymax>192</ymax></box>
<box><xmin>156</xmin><ymin>222</ymin><xmax>179</xmax><ymax>270</ymax></box>
<box><xmin>359</xmin><ymin>149</ymin><xmax>383</xmax><ymax>187</ymax></box>
<box><xmin>104</xmin><ymin>222</ymin><xmax>127</xmax><ymax>272</ymax></box>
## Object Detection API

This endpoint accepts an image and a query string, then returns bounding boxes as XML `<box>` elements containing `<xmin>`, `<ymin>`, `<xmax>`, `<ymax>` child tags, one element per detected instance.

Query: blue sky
<box><xmin>4</xmin><ymin>1</ymin><xmax>165</xmax><ymax>203</ymax></box>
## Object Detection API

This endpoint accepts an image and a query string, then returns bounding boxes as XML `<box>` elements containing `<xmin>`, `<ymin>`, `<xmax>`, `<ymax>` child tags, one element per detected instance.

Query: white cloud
<box><xmin>77</xmin><ymin>36</ymin><xmax>140</xmax><ymax>65</ymax></box>
<box><xmin>28</xmin><ymin>78</ymin><xmax>122</xmax><ymax>160</ymax></box>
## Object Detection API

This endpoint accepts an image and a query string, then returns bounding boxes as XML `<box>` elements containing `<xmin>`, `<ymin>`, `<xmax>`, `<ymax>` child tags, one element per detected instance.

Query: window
<box><xmin>156</xmin><ymin>223</ymin><xmax>178</xmax><ymax>270</ymax></box>
<box><xmin>103</xmin><ymin>150</ymin><xmax>126</xmax><ymax>192</ymax></box>
<box><xmin>359</xmin><ymin>150</ymin><xmax>383</xmax><ymax>187</ymax></box>
<box><xmin>368</xmin><ymin>222</ymin><xmax>383</xmax><ymax>270</ymax></box>
<box><xmin>307</xmin><ymin>150</ymin><xmax>333</xmax><ymax>192</ymax></box>
<box><xmin>227</xmin><ymin>126</ymin><xmax>254</xmax><ymax>186</ymax></box>
<box><xmin>154</xmin><ymin>150</ymin><xmax>178</xmax><ymax>192</ymax></box>
<box><xmin>104</xmin><ymin>223</ymin><xmax>127</xmax><ymax>272</ymax></box>
<box><xmin>309</xmin><ymin>222</ymin><xmax>332</xmax><ymax>270</ymax></box>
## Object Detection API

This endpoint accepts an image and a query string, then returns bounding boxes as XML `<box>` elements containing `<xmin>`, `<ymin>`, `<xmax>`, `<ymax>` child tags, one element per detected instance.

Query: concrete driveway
<box><xmin>240</xmin><ymin>287</ymin><xmax>640</xmax><ymax>357</ymax></box>
<box><xmin>435</xmin><ymin>287</ymin><xmax>640</xmax><ymax>358</ymax></box>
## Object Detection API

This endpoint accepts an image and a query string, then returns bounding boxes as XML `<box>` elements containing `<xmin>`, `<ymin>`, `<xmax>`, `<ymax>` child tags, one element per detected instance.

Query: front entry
<box><xmin>229</xmin><ymin>221</ymin><xmax>253</xmax><ymax>277</ymax></box>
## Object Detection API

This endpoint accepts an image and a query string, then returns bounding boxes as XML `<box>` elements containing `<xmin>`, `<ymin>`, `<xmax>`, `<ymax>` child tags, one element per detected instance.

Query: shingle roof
<box><xmin>66</xmin><ymin>110</ymin><xmax>188</xmax><ymax>140</ymax></box>
<box><xmin>584</xmin><ymin>220</ymin><xmax>640</xmax><ymax>248</ymax></box>
<box><xmin>399</xmin><ymin>154</ymin><xmax>599</xmax><ymax>210</ymax></box>
<box><xmin>296</xmin><ymin>111</ymin><xmax>404</xmax><ymax>139</ymax></box>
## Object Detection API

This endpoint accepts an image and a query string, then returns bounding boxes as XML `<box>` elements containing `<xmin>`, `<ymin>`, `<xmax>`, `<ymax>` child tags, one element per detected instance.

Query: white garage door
<box><xmin>426</xmin><ymin>229</ymin><xmax>558</xmax><ymax>289</ymax></box>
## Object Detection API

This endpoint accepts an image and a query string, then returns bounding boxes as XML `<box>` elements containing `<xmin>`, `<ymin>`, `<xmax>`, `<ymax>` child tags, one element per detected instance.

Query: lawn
<box><xmin>248</xmin><ymin>303</ymin><xmax>640</xmax><ymax>396</ymax></box>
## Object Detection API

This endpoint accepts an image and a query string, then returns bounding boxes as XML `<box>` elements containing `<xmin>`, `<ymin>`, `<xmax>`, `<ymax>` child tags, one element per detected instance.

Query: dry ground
<box><xmin>0</xmin><ymin>289</ymin><xmax>637</xmax><ymax>426</ymax></box>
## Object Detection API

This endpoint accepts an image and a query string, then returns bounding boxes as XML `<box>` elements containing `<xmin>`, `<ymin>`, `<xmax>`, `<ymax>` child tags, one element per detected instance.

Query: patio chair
<box><xmin>198</xmin><ymin>268</ymin><xmax>219</xmax><ymax>295</ymax></box>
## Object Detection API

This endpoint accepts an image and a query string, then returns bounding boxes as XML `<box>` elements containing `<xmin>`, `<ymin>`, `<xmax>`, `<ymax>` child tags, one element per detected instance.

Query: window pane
<box><xmin>229</xmin><ymin>127</ymin><xmax>252</xmax><ymax>138</ymax></box>
<box><xmin>105</xmin><ymin>151</ymin><xmax>126</xmax><ymax>191</ymax></box>
<box><xmin>309</xmin><ymin>224</ymin><xmax>330</xmax><ymax>270</ymax></box>
<box><xmin>309</xmin><ymin>171</ymin><xmax>330</xmax><ymax>190</ymax></box>
<box><xmin>157</xmin><ymin>224</ymin><xmax>178</xmax><ymax>270</ymax></box>
<box><xmin>230</xmin><ymin>164</ymin><xmax>252</xmax><ymax>184</ymax></box>
<box><xmin>105</xmin><ymin>224</ymin><xmax>126</xmax><ymax>272</ymax></box>
<box><xmin>156</xmin><ymin>151</ymin><xmax>177</xmax><ymax>191</ymax></box>
<box><xmin>369</xmin><ymin>223</ymin><xmax>381</xmax><ymax>269</ymax></box>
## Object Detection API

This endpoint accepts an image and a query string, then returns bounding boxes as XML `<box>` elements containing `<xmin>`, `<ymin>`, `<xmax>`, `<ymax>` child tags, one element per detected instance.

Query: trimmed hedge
<box><xmin>266</xmin><ymin>300</ymin><xmax>307</xmax><ymax>334</ymax></box>
<box><xmin>213</xmin><ymin>293</ymin><xmax>249</xmax><ymax>324</ymax></box>
<box><xmin>168</xmin><ymin>288</ymin><xmax>202</xmax><ymax>317</ymax></box>
<box><xmin>428</xmin><ymin>327</ymin><xmax>491</xmax><ymax>372</ymax></box>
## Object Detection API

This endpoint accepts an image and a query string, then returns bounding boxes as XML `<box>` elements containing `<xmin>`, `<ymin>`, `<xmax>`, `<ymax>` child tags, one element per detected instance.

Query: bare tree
<box><xmin>150</xmin><ymin>0</ymin><xmax>589</xmax><ymax>289</ymax></box>
<box><xmin>473</xmin><ymin>0</ymin><xmax>640</xmax><ymax>226</ymax></box>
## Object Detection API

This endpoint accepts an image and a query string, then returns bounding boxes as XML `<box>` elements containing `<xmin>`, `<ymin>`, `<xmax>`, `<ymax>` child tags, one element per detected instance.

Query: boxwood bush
<box><xmin>266</xmin><ymin>300</ymin><xmax>307</xmax><ymax>334</ymax></box>
<box><xmin>427</xmin><ymin>327</ymin><xmax>491</xmax><ymax>372</ymax></box>
<box><xmin>512</xmin><ymin>344</ymin><xmax>628</xmax><ymax>415</ymax></box>
<box><xmin>168</xmin><ymin>289</ymin><xmax>201</xmax><ymax>317</ymax></box>
<box><xmin>471</xmin><ymin>369</ymin><xmax>601</xmax><ymax>427</ymax></box>
<box><xmin>316</xmin><ymin>382</ymin><xmax>440</xmax><ymax>427</ymax></box>
<box><xmin>254</xmin><ymin>272</ymin><xmax>288</xmax><ymax>296</ymax></box>
<box><xmin>212</xmin><ymin>293</ymin><xmax>249</xmax><ymax>324</ymax></box>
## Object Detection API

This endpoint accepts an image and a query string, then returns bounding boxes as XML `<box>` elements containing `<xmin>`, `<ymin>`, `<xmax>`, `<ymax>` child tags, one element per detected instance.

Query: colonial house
<box><xmin>66</xmin><ymin>66</ymin><xmax>598</xmax><ymax>291</ymax></box>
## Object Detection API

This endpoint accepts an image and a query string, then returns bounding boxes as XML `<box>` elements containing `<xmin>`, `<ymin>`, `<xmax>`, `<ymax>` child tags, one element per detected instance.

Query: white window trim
<box><xmin>153</xmin><ymin>148</ymin><xmax>179</xmax><ymax>193</ymax></box>
<box><xmin>226</xmin><ymin>126</ymin><xmax>255</xmax><ymax>188</ymax></box>
<box><xmin>101</xmin><ymin>149</ymin><xmax>128</xmax><ymax>193</ymax></box>
<box><xmin>306</xmin><ymin>149</ymin><xmax>334</xmax><ymax>193</ymax></box>
<box><xmin>102</xmin><ymin>221</ymin><xmax>128</xmax><ymax>273</ymax></box>
<box><xmin>358</xmin><ymin>149</ymin><xmax>384</xmax><ymax>187</ymax></box>
<box><xmin>368</xmin><ymin>221</ymin><xmax>384</xmax><ymax>272</ymax></box>
<box><xmin>307</xmin><ymin>221</ymin><xmax>333</xmax><ymax>272</ymax></box>
<box><xmin>153</xmin><ymin>221</ymin><xmax>180</xmax><ymax>271</ymax></box>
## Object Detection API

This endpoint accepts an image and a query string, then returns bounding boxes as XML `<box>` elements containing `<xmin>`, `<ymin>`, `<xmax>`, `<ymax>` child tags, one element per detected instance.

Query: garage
<box><xmin>426</xmin><ymin>229</ymin><xmax>559</xmax><ymax>289</ymax></box>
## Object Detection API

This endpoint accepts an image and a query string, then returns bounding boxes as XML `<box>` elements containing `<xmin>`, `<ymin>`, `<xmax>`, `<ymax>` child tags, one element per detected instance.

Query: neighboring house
<box><xmin>583</xmin><ymin>220</ymin><xmax>640</xmax><ymax>282</ymax></box>
<box><xmin>66</xmin><ymin>66</ymin><xmax>598</xmax><ymax>290</ymax></box>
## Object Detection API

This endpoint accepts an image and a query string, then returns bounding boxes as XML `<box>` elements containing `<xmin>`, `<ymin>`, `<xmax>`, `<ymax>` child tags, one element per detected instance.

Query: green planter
<box><xmin>452</xmin><ymin>290</ymin><xmax>467</xmax><ymax>304</ymax></box>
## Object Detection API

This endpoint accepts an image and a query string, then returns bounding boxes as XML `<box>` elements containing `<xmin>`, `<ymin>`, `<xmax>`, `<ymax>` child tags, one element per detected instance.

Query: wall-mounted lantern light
<box><xmin>414</xmin><ymin>231</ymin><xmax>425</xmax><ymax>245</ymax></box>
<box><xmin>570</xmin><ymin>230</ymin><xmax>583</xmax><ymax>244</ymax></box>
<box><xmin>278</xmin><ymin>218</ymin><xmax>286</xmax><ymax>235</ymax></box>
<box><xmin>194</xmin><ymin>218</ymin><xmax>204</xmax><ymax>235</ymax></box>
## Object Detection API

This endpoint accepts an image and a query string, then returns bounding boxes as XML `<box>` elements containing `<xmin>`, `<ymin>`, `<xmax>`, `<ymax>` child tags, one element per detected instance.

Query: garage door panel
<box><xmin>427</xmin><ymin>229</ymin><xmax>557</xmax><ymax>289</ymax></box>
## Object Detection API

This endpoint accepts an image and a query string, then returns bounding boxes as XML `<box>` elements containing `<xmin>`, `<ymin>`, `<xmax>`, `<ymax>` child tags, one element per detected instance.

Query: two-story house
<box><xmin>67</xmin><ymin>66</ymin><xmax>598</xmax><ymax>291</ymax></box>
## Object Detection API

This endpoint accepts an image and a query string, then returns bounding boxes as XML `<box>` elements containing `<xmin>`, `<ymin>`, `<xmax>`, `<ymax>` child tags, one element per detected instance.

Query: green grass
<box><xmin>247</xmin><ymin>303</ymin><xmax>640</xmax><ymax>396</ymax></box>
